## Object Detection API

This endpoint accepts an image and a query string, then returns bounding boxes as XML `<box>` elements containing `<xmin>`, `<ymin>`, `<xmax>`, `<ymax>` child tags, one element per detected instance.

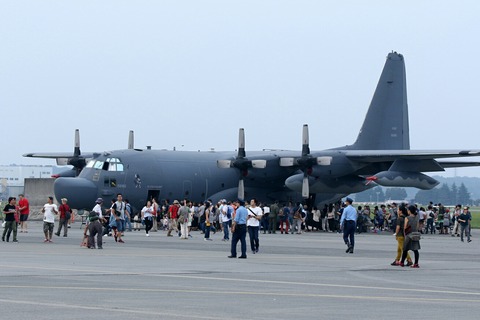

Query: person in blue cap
<box><xmin>340</xmin><ymin>197</ymin><xmax>357</xmax><ymax>253</ymax></box>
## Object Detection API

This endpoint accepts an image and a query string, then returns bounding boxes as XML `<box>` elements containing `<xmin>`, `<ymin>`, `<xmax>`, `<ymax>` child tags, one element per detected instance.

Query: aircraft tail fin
<box><xmin>349</xmin><ymin>52</ymin><xmax>410</xmax><ymax>150</ymax></box>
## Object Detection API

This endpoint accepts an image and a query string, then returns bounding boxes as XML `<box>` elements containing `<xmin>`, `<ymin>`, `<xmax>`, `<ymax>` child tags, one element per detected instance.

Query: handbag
<box><xmin>409</xmin><ymin>231</ymin><xmax>421</xmax><ymax>241</ymax></box>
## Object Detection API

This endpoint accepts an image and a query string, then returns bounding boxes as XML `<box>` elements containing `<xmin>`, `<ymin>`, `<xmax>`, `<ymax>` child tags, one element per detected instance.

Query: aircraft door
<box><xmin>147</xmin><ymin>190</ymin><xmax>160</xmax><ymax>203</ymax></box>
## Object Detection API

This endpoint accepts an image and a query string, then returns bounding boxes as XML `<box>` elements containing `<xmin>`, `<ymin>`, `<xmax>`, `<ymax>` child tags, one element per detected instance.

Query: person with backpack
<box><xmin>221</xmin><ymin>200</ymin><xmax>233</xmax><ymax>241</ymax></box>
<box><xmin>55</xmin><ymin>198</ymin><xmax>71</xmax><ymax>237</ymax></box>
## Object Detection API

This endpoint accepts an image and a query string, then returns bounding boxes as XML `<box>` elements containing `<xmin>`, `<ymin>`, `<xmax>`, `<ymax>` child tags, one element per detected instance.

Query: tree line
<box><xmin>354</xmin><ymin>182</ymin><xmax>474</xmax><ymax>206</ymax></box>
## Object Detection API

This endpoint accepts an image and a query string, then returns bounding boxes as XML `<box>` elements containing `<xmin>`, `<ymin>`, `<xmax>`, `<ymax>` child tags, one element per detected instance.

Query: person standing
<box><xmin>229</xmin><ymin>199</ymin><xmax>248</xmax><ymax>259</ymax></box>
<box><xmin>451</xmin><ymin>204</ymin><xmax>462</xmax><ymax>237</ymax></box>
<box><xmin>42</xmin><ymin>196</ymin><xmax>58</xmax><ymax>243</ymax></box>
<box><xmin>339</xmin><ymin>197</ymin><xmax>357</xmax><ymax>254</ymax></box>
<box><xmin>55</xmin><ymin>198</ymin><xmax>71</xmax><ymax>237</ymax></box>
<box><xmin>88</xmin><ymin>198</ymin><xmax>104</xmax><ymax>249</ymax></box>
<box><xmin>18</xmin><ymin>194</ymin><xmax>29</xmax><ymax>233</ymax></box>
<box><xmin>400</xmin><ymin>205</ymin><xmax>421</xmax><ymax>268</ymax></box>
<box><xmin>141</xmin><ymin>200</ymin><xmax>154</xmax><ymax>236</ymax></box>
<box><xmin>458</xmin><ymin>207</ymin><xmax>472</xmax><ymax>243</ymax></box>
<box><xmin>167</xmin><ymin>200</ymin><xmax>180</xmax><ymax>237</ymax></box>
<box><xmin>278</xmin><ymin>204</ymin><xmax>289</xmax><ymax>234</ymax></box>
<box><xmin>203</xmin><ymin>201</ymin><xmax>213</xmax><ymax>241</ymax></box>
<box><xmin>111</xmin><ymin>193</ymin><xmax>125</xmax><ymax>243</ymax></box>
<box><xmin>268</xmin><ymin>201</ymin><xmax>279</xmax><ymax>234</ymax></box>
<box><xmin>124</xmin><ymin>199</ymin><xmax>133</xmax><ymax>232</ymax></box>
<box><xmin>391</xmin><ymin>205</ymin><xmax>413</xmax><ymax>266</ymax></box>
<box><xmin>2</xmin><ymin>197</ymin><xmax>19</xmax><ymax>242</ymax></box>
<box><xmin>178</xmin><ymin>199</ymin><xmax>190</xmax><ymax>239</ymax></box>
<box><xmin>247</xmin><ymin>198</ymin><xmax>263</xmax><ymax>254</ymax></box>
<box><xmin>220</xmin><ymin>200</ymin><xmax>233</xmax><ymax>241</ymax></box>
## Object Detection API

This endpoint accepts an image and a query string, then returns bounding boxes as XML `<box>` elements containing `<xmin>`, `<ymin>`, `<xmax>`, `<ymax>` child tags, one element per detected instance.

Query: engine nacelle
<box><xmin>369</xmin><ymin>171</ymin><xmax>439</xmax><ymax>190</ymax></box>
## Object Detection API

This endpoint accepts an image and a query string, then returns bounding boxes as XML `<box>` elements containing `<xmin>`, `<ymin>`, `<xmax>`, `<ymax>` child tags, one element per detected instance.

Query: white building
<box><xmin>0</xmin><ymin>165</ymin><xmax>55</xmax><ymax>199</ymax></box>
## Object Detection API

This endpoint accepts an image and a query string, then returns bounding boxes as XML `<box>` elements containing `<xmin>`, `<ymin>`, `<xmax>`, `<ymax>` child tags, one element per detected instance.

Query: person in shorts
<box><xmin>42</xmin><ymin>197</ymin><xmax>58</xmax><ymax>243</ymax></box>
<box><xmin>18</xmin><ymin>194</ymin><xmax>30</xmax><ymax>233</ymax></box>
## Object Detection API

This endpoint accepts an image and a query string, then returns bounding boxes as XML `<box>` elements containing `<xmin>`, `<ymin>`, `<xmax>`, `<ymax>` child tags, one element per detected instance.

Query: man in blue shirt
<box><xmin>340</xmin><ymin>197</ymin><xmax>357</xmax><ymax>253</ymax></box>
<box><xmin>229</xmin><ymin>199</ymin><xmax>248</xmax><ymax>259</ymax></box>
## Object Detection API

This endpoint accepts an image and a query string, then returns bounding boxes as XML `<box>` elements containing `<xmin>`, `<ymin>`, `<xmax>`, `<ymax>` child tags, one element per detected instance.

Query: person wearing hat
<box><xmin>88</xmin><ymin>198</ymin><xmax>104</xmax><ymax>249</ymax></box>
<box><xmin>229</xmin><ymin>199</ymin><xmax>248</xmax><ymax>259</ymax></box>
<box><xmin>55</xmin><ymin>198</ymin><xmax>72</xmax><ymax>237</ymax></box>
<box><xmin>339</xmin><ymin>197</ymin><xmax>357</xmax><ymax>253</ymax></box>
<box><xmin>167</xmin><ymin>200</ymin><xmax>180</xmax><ymax>237</ymax></box>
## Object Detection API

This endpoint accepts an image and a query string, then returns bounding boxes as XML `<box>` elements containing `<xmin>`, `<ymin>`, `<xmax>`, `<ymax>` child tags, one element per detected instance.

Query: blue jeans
<box><xmin>222</xmin><ymin>220</ymin><xmax>231</xmax><ymax>240</ymax></box>
<box><xmin>204</xmin><ymin>224</ymin><xmax>211</xmax><ymax>239</ymax></box>
<box><xmin>125</xmin><ymin>217</ymin><xmax>132</xmax><ymax>231</ymax></box>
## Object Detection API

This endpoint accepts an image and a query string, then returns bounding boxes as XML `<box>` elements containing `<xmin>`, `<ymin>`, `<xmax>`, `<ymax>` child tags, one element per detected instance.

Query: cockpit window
<box><xmin>93</xmin><ymin>161</ymin><xmax>104</xmax><ymax>170</ymax></box>
<box><xmin>90</xmin><ymin>158</ymin><xmax>124</xmax><ymax>172</ymax></box>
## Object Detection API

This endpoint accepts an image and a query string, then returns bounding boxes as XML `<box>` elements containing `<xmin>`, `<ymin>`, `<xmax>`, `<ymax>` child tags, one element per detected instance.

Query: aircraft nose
<box><xmin>54</xmin><ymin>177</ymin><xmax>98</xmax><ymax>209</ymax></box>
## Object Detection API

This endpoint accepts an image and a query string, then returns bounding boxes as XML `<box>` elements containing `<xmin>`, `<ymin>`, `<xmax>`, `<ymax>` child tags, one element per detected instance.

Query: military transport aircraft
<box><xmin>24</xmin><ymin>52</ymin><xmax>480</xmax><ymax>212</ymax></box>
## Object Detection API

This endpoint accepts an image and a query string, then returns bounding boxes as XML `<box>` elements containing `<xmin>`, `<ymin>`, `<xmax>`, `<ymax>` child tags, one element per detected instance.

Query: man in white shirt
<box><xmin>42</xmin><ymin>196</ymin><xmax>58</xmax><ymax>243</ymax></box>
<box><xmin>247</xmin><ymin>198</ymin><xmax>263</xmax><ymax>254</ymax></box>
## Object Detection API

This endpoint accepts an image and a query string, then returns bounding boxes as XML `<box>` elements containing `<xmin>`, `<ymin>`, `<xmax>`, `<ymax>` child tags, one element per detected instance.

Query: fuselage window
<box><xmin>86</xmin><ymin>160</ymin><xmax>95</xmax><ymax>168</ymax></box>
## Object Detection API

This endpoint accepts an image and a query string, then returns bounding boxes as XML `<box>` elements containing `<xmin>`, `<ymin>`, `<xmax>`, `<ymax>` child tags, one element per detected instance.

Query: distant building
<box><xmin>0</xmin><ymin>165</ymin><xmax>63</xmax><ymax>200</ymax></box>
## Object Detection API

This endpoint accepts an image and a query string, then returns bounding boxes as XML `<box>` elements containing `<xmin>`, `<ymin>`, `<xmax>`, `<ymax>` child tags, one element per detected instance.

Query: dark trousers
<box><xmin>144</xmin><ymin>217</ymin><xmax>153</xmax><ymax>234</ymax></box>
<box><xmin>343</xmin><ymin>220</ymin><xmax>356</xmax><ymax>248</ymax></box>
<box><xmin>88</xmin><ymin>221</ymin><xmax>103</xmax><ymax>248</ymax></box>
<box><xmin>268</xmin><ymin>217</ymin><xmax>277</xmax><ymax>233</ymax></box>
<box><xmin>56</xmin><ymin>218</ymin><xmax>68</xmax><ymax>236</ymax></box>
<box><xmin>248</xmin><ymin>226</ymin><xmax>259</xmax><ymax>252</ymax></box>
<box><xmin>426</xmin><ymin>219</ymin><xmax>435</xmax><ymax>234</ymax></box>
<box><xmin>231</xmin><ymin>224</ymin><xmax>247</xmax><ymax>257</ymax></box>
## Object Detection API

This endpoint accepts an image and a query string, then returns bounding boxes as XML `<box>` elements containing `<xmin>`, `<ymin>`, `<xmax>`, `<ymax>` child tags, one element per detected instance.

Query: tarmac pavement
<box><xmin>0</xmin><ymin>222</ymin><xmax>479</xmax><ymax>320</ymax></box>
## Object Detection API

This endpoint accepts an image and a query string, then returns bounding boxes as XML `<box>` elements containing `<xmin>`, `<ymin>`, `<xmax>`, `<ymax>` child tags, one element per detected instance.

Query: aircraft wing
<box><xmin>342</xmin><ymin>150</ymin><xmax>480</xmax><ymax>162</ymax></box>
<box><xmin>23</xmin><ymin>152</ymin><xmax>97</xmax><ymax>166</ymax></box>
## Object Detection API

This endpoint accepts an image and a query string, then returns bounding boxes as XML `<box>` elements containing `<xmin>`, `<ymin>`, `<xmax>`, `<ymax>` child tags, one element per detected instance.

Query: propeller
<box><xmin>67</xmin><ymin>129</ymin><xmax>87</xmax><ymax>176</ymax></box>
<box><xmin>217</xmin><ymin>128</ymin><xmax>267</xmax><ymax>200</ymax></box>
<box><xmin>280</xmin><ymin>124</ymin><xmax>332</xmax><ymax>198</ymax></box>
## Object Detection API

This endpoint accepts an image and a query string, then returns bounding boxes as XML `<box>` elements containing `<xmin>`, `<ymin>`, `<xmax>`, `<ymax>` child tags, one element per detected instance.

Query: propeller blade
<box><xmin>279</xmin><ymin>157</ymin><xmax>295</xmax><ymax>167</ymax></box>
<box><xmin>217</xmin><ymin>160</ymin><xmax>232</xmax><ymax>169</ymax></box>
<box><xmin>251</xmin><ymin>160</ymin><xmax>267</xmax><ymax>169</ymax></box>
<box><xmin>238</xmin><ymin>128</ymin><xmax>246</xmax><ymax>158</ymax></box>
<box><xmin>74</xmin><ymin>129</ymin><xmax>81</xmax><ymax>157</ymax></box>
<box><xmin>302</xmin><ymin>174</ymin><xmax>309</xmax><ymax>198</ymax></box>
<box><xmin>128</xmin><ymin>130</ymin><xmax>134</xmax><ymax>149</ymax></box>
<box><xmin>237</xmin><ymin>179</ymin><xmax>245</xmax><ymax>200</ymax></box>
<box><xmin>302</xmin><ymin>124</ymin><xmax>310</xmax><ymax>157</ymax></box>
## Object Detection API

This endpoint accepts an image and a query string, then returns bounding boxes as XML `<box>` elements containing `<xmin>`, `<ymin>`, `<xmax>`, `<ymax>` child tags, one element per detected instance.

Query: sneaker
<box><xmin>468</xmin><ymin>239</ymin><xmax>472</xmax><ymax>243</ymax></box>
<box><xmin>118</xmin><ymin>239</ymin><xmax>124</xmax><ymax>243</ymax></box>
<box><xmin>406</xmin><ymin>261</ymin><xmax>413</xmax><ymax>267</ymax></box>
<box><xmin>410</xmin><ymin>264</ymin><xmax>420</xmax><ymax>268</ymax></box>
<box><xmin>48</xmin><ymin>240</ymin><xmax>53</xmax><ymax>243</ymax></box>
<box><xmin>146</xmin><ymin>233</ymin><xmax>149</xmax><ymax>237</ymax></box>
<box><xmin>12</xmin><ymin>239</ymin><xmax>18</xmax><ymax>243</ymax></box>
<box><xmin>55</xmin><ymin>233</ymin><xmax>60</xmax><ymax>237</ymax></box>
<box><xmin>390</xmin><ymin>260</ymin><xmax>400</xmax><ymax>266</ymax></box>
<box><xmin>44</xmin><ymin>239</ymin><xmax>49</xmax><ymax>243</ymax></box>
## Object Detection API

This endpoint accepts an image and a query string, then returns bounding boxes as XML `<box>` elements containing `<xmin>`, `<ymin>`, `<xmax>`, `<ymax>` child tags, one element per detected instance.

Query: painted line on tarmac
<box><xmin>1</xmin><ymin>263</ymin><xmax>479</xmax><ymax>298</ymax></box>
<box><xmin>0</xmin><ymin>297</ymin><xmax>226</xmax><ymax>320</ymax></box>
<box><xmin>0</xmin><ymin>286</ymin><xmax>478</xmax><ymax>305</ymax></box>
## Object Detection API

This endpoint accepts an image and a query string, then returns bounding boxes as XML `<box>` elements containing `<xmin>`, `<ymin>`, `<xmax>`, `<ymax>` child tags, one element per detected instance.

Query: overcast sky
<box><xmin>1</xmin><ymin>1</ymin><xmax>479</xmax><ymax>178</ymax></box>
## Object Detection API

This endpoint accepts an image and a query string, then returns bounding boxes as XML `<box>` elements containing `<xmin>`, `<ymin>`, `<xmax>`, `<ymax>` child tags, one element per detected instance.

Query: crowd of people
<box><xmin>2</xmin><ymin>194</ymin><xmax>474</xmax><ymax>266</ymax></box>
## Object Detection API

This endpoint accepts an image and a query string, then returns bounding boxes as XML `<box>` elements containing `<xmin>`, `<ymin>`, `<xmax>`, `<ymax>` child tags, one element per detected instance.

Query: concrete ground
<box><xmin>0</xmin><ymin>222</ymin><xmax>478</xmax><ymax>320</ymax></box>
